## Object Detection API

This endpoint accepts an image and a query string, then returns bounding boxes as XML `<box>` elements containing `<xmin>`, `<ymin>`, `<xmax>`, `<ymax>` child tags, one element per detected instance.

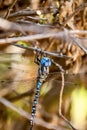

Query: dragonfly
<box><xmin>0</xmin><ymin>52</ymin><xmax>86</xmax><ymax>130</ymax></box>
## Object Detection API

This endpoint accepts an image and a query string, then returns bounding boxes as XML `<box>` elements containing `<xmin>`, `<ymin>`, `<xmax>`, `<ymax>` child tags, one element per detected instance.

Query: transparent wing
<box><xmin>0</xmin><ymin>53</ymin><xmax>86</xmax><ymax>98</ymax></box>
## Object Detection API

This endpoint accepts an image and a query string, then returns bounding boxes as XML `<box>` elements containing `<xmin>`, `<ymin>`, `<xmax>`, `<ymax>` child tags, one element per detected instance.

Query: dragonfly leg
<box><xmin>34</xmin><ymin>51</ymin><xmax>42</xmax><ymax>65</ymax></box>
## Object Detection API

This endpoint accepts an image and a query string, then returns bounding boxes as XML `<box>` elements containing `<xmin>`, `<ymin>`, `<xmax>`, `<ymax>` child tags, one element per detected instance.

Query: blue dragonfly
<box><xmin>30</xmin><ymin>53</ymin><xmax>51</xmax><ymax>130</ymax></box>
<box><xmin>0</xmin><ymin>52</ymin><xmax>86</xmax><ymax>130</ymax></box>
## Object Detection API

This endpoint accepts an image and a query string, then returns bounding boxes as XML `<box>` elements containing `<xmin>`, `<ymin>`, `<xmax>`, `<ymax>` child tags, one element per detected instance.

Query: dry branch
<box><xmin>0</xmin><ymin>28</ymin><xmax>87</xmax><ymax>53</ymax></box>
<box><xmin>0</xmin><ymin>18</ymin><xmax>25</xmax><ymax>34</ymax></box>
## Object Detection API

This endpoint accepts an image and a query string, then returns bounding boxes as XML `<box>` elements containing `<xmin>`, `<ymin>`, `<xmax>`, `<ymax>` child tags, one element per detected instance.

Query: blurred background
<box><xmin>0</xmin><ymin>0</ymin><xmax>87</xmax><ymax>130</ymax></box>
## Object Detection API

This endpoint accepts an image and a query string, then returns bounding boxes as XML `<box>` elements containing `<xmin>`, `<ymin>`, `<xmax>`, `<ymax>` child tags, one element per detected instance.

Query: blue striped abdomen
<box><xmin>30</xmin><ymin>81</ymin><xmax>42</xmax><ymax>129</ymax></box>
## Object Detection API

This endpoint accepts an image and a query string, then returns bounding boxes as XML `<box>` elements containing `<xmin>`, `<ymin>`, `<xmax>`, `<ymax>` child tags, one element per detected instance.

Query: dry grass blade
<box><xmin>5</xmin><ymin>0</ymin><xmax>18</xmax><ymax>19</ymax></box>
<box><xmin>64</xmin><ymin>2</ymin><xmax>87</xmax><ymax>25</ymax></box>
<box><xmin>70</xmin><ymin>36</ymin><xmax>87</xmax><ymax>54</ymax></box>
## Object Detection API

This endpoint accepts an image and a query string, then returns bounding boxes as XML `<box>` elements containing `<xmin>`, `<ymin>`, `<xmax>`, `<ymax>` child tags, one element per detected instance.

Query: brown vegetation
<box><xmin>0</xmin><ymin>0</ymin><xmax>87</xmax><ymax>130</ymax></box>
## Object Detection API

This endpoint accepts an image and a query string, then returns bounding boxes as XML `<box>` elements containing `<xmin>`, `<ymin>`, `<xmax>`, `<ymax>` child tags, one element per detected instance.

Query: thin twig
<box><xmin>64</xmin><ymin>2</ymin><xmax>87</xmax><ymax>25</ymax></box>
<box><xmin>27</xmin><ymin>16</ymin><xmax>47</xmax><ymax>22</ymax></box>
<box><xmin>8</xmin><ymin>7</ymin><xmax>53</xmax><ymax>19</ymax></box>
<box><xmin>58</xmin><ymin>72</ymin><xmax>77</xmax><ymax>130</ymax></box>
<box><xmin>5</xmin><ymin>0</ymin><xmax>18</xmax><ymax>19</ymax></box>
<box><xmin>8</xmin><ymin>10</ymin><xmax>37</xmax><ymax>18</ymax></box>
<box><xmin>11</xmin><ymin>43</ymin><xmax>71</xmax><ymax>59</ymax></box>
<box><xmin>51</xmin><ymin>59</ymin><xmax>65</xmax><ymax>72</ymax></box>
